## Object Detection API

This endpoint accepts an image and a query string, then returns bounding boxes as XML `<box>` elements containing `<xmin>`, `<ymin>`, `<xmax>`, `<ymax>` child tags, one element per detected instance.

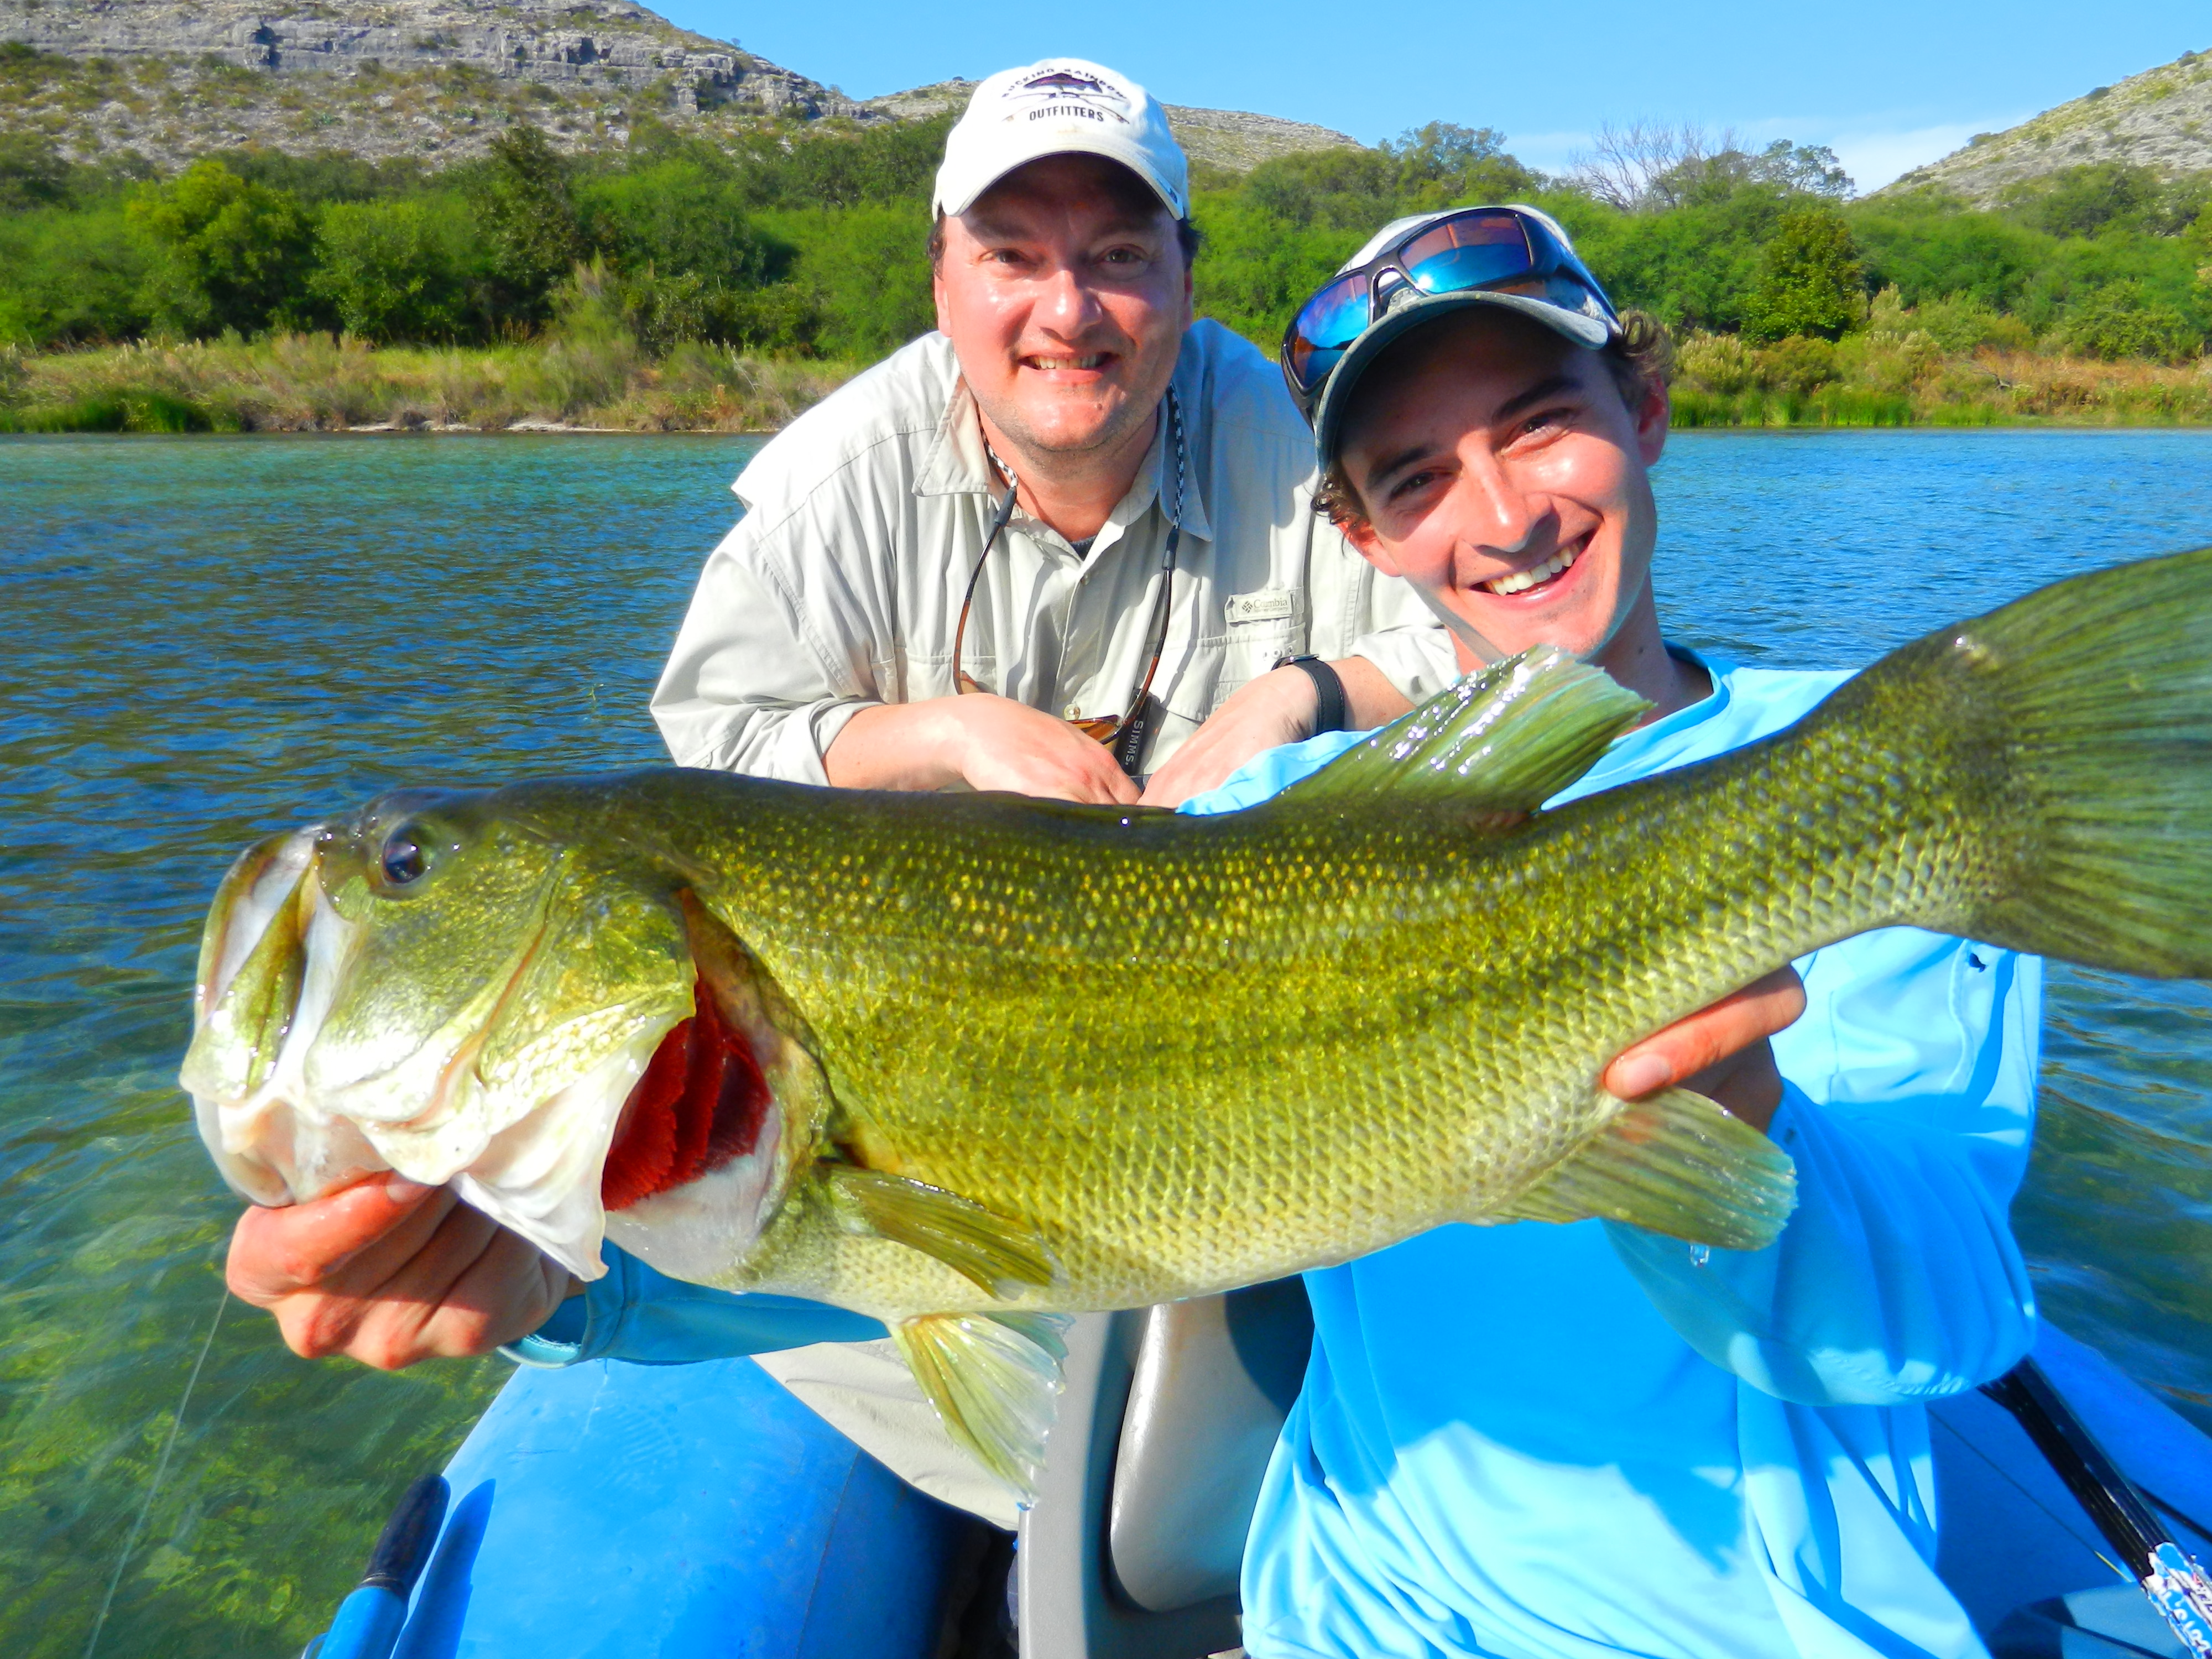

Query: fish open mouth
<box><xmin>184</xmin><ymin>823</ymin><xmax>805</xmax><ymax>1282</ymax></box>
<box><xmin>601</xmin><ymin>977</ymin><xmax>775</xmax><ymax>1211</ymax></box>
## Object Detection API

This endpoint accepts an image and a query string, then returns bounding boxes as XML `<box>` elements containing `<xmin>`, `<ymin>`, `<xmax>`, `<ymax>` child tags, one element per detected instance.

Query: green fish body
<box><xmin>182</xmin><ymin>549</ymin><xmax>2212</xmax><ymax>1495</ymax></box>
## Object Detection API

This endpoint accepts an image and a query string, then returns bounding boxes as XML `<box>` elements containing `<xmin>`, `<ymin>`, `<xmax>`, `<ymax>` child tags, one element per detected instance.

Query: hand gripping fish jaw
<box><xmin>180</xmin><ymin>789</ymin><xmax>814</xmax><ymax>1286</ymax></box>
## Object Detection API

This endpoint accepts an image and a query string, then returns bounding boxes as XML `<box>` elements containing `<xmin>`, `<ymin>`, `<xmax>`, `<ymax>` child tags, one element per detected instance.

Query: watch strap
<box><xmin>1276</xmin><ymin>654</ymin><xmax>1349</xmax><ymax>735</ymax></box>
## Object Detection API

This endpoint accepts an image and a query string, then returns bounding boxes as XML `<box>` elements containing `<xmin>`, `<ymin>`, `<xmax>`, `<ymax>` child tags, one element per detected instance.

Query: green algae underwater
<box><xmin>6</xmin><ymin>427</ymin><xmax>2212</xmax><ymax>1655</ymax></box>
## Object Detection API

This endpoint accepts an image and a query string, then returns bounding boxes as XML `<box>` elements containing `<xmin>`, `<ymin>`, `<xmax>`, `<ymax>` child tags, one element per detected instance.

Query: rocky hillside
<box><xmin>863</xmin><ymin>79</ymin><xmax>1361</xmax><ymax>174</ymax></box>
<box><xmin>0</xmin><ymin>2</ymin><xmax>1364</xmax><ymax>174</ymax></box>
<box><xmin>0</xmin><ymin>0</ymin><xmax>868</xmax><ymax>167</ymax></box>
<box><xmin>1887</xmin><ymin>47</ymin><xmax>2212</xmax><ymax>202</ymax></box>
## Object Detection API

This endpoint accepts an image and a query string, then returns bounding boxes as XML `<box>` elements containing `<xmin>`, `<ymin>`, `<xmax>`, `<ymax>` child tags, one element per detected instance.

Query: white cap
<box><xmin>933</xmin><ymin>59</ymin><xmax>1190</xmax><ymax>222</ymax></box>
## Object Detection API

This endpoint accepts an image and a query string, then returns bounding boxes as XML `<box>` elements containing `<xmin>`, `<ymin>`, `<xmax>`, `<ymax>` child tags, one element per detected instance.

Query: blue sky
<box><xmin>650</xmin><ymin>0</ymin><xmax>2209</xmax><ymax>191</ymax></box>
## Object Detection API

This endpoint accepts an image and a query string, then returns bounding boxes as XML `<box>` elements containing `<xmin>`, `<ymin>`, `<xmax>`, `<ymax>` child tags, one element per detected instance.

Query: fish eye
<box><xmin>379</xmin><ymin>823</ymin><xmax>433</xmax><ymax>888</ymax></box>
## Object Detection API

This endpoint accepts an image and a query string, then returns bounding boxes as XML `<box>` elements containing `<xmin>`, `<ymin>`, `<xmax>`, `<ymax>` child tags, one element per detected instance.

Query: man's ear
<box><xmin>1340</xmin><ymin>513</ymin><xmax>1407</xmax><ymax>581</ymax></box>
<box><xmin>932</xmin><ymin>264</ymin><xmax>952</xmax><ymax>336</ymax></box>
<box><xmin>1634</xmin><ymin>381</ymin><xmax>1671</xmax><ymax>467</ymax></box>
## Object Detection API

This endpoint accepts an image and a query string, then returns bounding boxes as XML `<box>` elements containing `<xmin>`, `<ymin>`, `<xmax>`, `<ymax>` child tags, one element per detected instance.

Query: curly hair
<box><xmin>1312</xmin><ymin>309</ymin><xmax>1674</xmax><ymax>534</ymax></box>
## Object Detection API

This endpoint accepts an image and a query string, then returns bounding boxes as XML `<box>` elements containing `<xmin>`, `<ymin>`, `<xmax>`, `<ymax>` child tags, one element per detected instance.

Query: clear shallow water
<box><xmin>2</xmin><ymin>426</ymin><xmax>2211</xmax><ymax>1654</ymax></box>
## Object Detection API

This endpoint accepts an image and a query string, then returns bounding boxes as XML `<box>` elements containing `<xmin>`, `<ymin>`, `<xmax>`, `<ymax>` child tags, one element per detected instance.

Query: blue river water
<box><xmin>2</xmin><ymin>426</ymin><xmax>2210</xmax><ymax>1656</ymax></box>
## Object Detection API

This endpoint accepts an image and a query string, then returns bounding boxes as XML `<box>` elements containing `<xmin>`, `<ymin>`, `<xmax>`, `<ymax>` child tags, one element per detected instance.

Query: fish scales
<box><xmin>182</xmin><ymin>550</ymin><xmax>2212</xmax><ymax>1496</ymax></box>
<box><xmin>607</xmin><ymin>694</ymin><xmax>1959</xmax><ymax>1318</ymax></box>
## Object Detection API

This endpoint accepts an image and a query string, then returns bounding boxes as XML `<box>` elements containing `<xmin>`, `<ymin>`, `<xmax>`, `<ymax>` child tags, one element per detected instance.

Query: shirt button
<box><xmin>1062</xmin><ymin>703</ymin><xmax>1082</xmax><ymax>720</ymax></box>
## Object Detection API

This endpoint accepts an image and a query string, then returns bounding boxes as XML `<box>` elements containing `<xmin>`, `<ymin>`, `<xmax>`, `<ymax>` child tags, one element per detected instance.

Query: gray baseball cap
<box><xmin>1297</xmin><ymin>205</ymin><xmax>1621</xmax><ymax>468</ymax></box>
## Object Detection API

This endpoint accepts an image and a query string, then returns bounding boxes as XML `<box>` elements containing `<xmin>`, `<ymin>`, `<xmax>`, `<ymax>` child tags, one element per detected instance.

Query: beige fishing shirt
<box><xmin>648</xmin><ymin>321</ymin><xmax>1452</xmax><ymax>1526</ymax></box>
<box><xmin>650</xmin><ymin>321</ymin><xmax>1454</xmax><ymax>781</ymax></box>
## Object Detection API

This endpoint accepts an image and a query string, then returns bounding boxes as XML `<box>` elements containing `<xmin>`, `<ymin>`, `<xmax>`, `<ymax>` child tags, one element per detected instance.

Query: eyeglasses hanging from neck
<box><xmin>952</xmin><ymin>387</ymin><xmax>1187</xmax><ymax>779</ymax></box>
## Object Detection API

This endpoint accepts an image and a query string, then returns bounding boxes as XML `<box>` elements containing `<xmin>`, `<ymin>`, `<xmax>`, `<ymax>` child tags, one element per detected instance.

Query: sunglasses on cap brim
<box><xmin>1279</xmin><ymin>207</ymin><xmax>1620</xmax><ymax>416</ymax></box>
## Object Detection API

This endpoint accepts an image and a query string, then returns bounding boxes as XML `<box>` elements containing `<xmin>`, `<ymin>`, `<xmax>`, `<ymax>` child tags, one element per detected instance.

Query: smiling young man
<box><xmin>1178</xmin><ymin>207</ymin><xmax>2045</xmax><ymax>1659</ymax></box>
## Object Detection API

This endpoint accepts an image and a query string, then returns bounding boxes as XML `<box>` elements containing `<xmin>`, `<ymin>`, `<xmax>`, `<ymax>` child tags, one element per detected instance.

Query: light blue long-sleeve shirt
<box><xmin>1183</xmin><ymin>654</ymin><xmax>2041</xmax><ymax>1659</ymax></box>
<box><xmin>512</xmin><ymin>653</ymin><xmax>2039</xmax><ymax>1659</ymax></box>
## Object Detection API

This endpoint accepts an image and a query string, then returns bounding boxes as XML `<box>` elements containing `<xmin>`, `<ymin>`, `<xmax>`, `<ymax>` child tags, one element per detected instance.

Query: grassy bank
<box><xmin>1668</xmin><ymin>305</ymin><xmax>2212</xmax><ymax>427</ymax></box>
<box><xmin>0</xmin><ymin>332</ymin><xmax>860</xmax><ymax>433</ymax></box>
<box><xmin>8</xmin><ymin>328</ymin><xmax>2212</xmax><ymax>436</ymax></box>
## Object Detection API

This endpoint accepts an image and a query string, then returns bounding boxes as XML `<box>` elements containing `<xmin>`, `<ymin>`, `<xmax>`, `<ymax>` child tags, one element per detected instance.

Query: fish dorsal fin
<box><xmin>1491</xmin><ymin>1087</ymin><xmax>1796</xmax><ymax>1251</ymax></box>
<box><xmin>1278</xmin><ymin>646</ymin><xmax>1650</xmax><ymax>817</ymax></box>
<box><xmin>893</xmin><ymin>1311</ymin><xmax>1073</xmax><ymax>1503</ymax></box>
<box><xmin>825</xmin><ymin>1164</ymin><xmax>1059</xmax><ymax>1297</ymax></box>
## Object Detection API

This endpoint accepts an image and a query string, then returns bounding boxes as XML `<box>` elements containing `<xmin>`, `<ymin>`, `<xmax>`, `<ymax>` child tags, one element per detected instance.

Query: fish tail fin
<box><xmin>891</xmin><ymin>1310</ymin><xmax>1072</xmax><ymax>1504</ymax></box>
<box><xmin>1863</xmin><ymin>546</ymin><xmax>2212</xmax><ymax>975</ymax></box>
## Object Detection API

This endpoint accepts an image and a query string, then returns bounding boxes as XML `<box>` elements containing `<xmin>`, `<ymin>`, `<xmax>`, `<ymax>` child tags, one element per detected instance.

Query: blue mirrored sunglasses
<box><xmin>1279</xmin><ymin>207</ymin><xmax>1619</xmax><ymax>413</ymax></box>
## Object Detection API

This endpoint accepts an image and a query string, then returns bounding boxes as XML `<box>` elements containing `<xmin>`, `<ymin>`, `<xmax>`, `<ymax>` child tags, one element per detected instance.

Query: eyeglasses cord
<box><xmin>952</xmin><ymin>389</ymin><xmax>1187</xmax><ymax>776</ymax></box>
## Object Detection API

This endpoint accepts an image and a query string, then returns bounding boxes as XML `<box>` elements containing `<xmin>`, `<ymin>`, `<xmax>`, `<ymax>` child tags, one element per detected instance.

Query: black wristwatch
<box><xmin>1276</xmin><ymin>654</ymin><xmax>1349</xmax><ymax>735</ymax></box>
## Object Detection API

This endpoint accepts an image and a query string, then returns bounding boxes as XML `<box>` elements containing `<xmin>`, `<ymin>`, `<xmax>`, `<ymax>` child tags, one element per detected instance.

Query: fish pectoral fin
<box><xmin>1275</xmin><ymin>645</ymin><xmax>1648</xmax><ymax>818</ymax></box>
<box><xmin>824</xmin><ymin>1164</ymin><xmax>1058</xmax><ymax>1297</ymax></box>
<box><xmin>1490</xmin><ymin>1087</ymin><xmax>1797</xmax><ymax>1251</ymax></box>
<box><xmin>892</xmin><ymin>1311</ymin><xmax>1072</xmax><ymax>1504</ymax></box>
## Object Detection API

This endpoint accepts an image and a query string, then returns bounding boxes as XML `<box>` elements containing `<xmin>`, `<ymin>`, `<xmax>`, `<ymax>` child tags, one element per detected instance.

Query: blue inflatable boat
<box><xmin>306</xmin><ymin>1292</ymin><xmax>2212</xmax><ymax>1659</ymax></box>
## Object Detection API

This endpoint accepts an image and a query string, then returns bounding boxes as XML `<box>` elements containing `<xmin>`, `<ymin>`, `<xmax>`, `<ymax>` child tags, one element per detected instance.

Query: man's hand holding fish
<box><xmin>222</xmin><ymin>986</ymin><xmax>1802</xmax><ymax>1371</ymax></box>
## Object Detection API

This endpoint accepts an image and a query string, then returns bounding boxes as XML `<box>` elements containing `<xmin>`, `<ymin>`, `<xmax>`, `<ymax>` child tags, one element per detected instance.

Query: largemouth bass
<box><xmin>182</xmin><ymin>550</ymin><xmax>2212</xmax><ymax>1497</ymax></box>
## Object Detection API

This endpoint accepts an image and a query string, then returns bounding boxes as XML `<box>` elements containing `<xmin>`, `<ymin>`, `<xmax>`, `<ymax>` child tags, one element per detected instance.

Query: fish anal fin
<box><xmin>826</xmin><ymin>1164</ymin><xmax>1058</xmax><ymax>1297</ymax></box>
<box><xmin>1491</xmin><ymin>1087</ymin><xmax>1797</xmax><ymax>1251</ymax></box>
<box><xmin>1277</xmin><ymin>646</ymin><xmax>1650</xmax><ymax>816</ymax></box>
<box><xmin>893</xmin><ymin>1311</ymin><xmax>1072</xmax><ymax>1504</ymax></box>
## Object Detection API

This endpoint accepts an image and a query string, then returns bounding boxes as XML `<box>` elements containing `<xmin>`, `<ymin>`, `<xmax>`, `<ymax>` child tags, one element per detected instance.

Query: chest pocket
<box><xmin>1214</xmin><ymin>586</ymin><xmax>1306</xmax><ymax>708</ymax></box>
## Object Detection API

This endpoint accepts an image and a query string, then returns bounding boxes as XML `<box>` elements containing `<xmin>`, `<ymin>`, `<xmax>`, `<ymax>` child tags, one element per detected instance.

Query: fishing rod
<box><xmin>1984</xmin><ymin>1359</ymin><xmax>2212</xmax><ymax>1658</ymax></box>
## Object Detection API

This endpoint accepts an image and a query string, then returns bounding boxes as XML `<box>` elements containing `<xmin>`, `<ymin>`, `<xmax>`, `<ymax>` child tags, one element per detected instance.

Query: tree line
<box><xmin>3</xmin><ymin>92</ymin><xmax>2210</xmax><ymax>365</ymax></box>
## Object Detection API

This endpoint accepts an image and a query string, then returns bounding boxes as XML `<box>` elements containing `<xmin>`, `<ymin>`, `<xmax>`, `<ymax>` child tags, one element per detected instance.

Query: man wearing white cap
<box><xmin>650</xmin><ymin>58</ymin><xmax>1457</xmax><ymax>807</ymax></box>
<box><xmin>216</xmin><ymin>55</ymin><xmax>1468</xmax><ymax>1534</ymax></box>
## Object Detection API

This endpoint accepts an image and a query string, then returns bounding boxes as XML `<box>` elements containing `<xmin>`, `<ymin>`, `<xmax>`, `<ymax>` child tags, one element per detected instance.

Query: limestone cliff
<box><xmin>1887</xmin><ymin>48</ymin><xmax>2212</xmax><ymax>203</ymax></box>
<box><xmin>0</xmin><ymin>7</ymin><xmax>1367</xmax><ymax>174</ymax></box>
<box><xmin>0</xmin><ymin>0</ymin><xmax>867</xmax><ymax>165</ymax></box>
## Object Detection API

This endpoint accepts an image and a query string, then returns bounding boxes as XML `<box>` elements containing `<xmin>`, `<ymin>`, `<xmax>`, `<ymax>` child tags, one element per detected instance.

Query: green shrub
<box><xmin>2060</xmin><ymin>280</ymin><xmax>2205</xmax><ymax>363</ymax></box>
<box><xmin>1756</xmin><ymin>333</ymin><xmax>1841</xmax><ymax>393</ymax></box>
<box><xmin>127</xmin><ymin>159</ymin><xmax>321</xmax><ymax>336</ymax></box>
<box><xmin>734</xmin><ymin>114</ymin><xmax>953</xmax><ymax>210</ymax></box>
<box><xmin>0</xmin><ymin>133</ymin><xmax>72</xmax><ymax>212</ymax></box>
<box><xmin>1868</xmin><ymin>286</ymin><xmax>2035</xmax><ymax>352</ymax></box>
<box><xmin>461</xmin><ymin>125</ymin><xmax>587</xmax><ymax>326</ymax></box>
<box><xmin>1741</xmin><ymin>207</ymin><xmax>1864</xmax><ymax>341</ymax></box>
<box><xmin>0</xmin><ymin>200</ymin><xmax>156</xmax><ymax>345</ymax></box>
<box><xmin>2000</xmin><ymin>163</ymin><xmax>2164</xmax><ymax>238</ymax></box>
<box><xmin>311</xmin><ymin>195</ymin><xmax>479</xmax><ymax>342</ymax></box>
<box><xmin>1673</xmin><ymin>331</ymin><xmax>1759</xmax><ymax>394</ymax></box>
<box><xmin>752</xmin><ymin>202</ymin><xmax>935</xmax><ymax>358</ymax></box>
<box><xmin>576</xmin><ymin>157</ymin><xmax>786</xmax><ymax>291</ymax></box>
<box><xmin>1849</xmin><ymin>197</ymin><xmax>2052</xmax><ymax>313</ymax></box>
<box><xmin>5</xmin><ymin>102</ymin><xmax>2212</xmax><ymax>377</ymax></box>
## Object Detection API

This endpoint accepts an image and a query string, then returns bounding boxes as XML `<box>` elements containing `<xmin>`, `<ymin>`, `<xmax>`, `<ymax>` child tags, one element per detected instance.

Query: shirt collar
<box><xmin>1567</xmin><ymin>645</ymin><xmax>1730</xmax><ymax>796</ymax></box>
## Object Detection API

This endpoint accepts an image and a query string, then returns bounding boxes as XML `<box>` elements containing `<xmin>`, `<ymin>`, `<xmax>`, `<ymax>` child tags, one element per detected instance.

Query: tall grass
<box><xmin>1669</xmin><ymin>314</ymin><xmax>2212</xmax><ymax>429</ymax></box>
<box><xmin>0</xmin><ymin>334</ymin><xmax>861</xmax><ymax>434</ymax></box>
<box><xmin>7</xmin><ymin>326</ymin><xmax>2212</xmax><ymax>437</ymax></box>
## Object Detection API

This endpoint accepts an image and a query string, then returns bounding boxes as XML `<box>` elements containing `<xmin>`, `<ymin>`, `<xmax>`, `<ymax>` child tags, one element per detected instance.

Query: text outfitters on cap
<box><xmin>932</xmin><ymin>58</ymin><xmax>1190</xmax><ymax>221</ymax></box>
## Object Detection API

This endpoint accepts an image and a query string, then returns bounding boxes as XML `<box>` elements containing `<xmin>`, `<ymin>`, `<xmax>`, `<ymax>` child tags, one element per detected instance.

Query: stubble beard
<box><xmin>983</xmin><ymin>378</ymin><xmax>1159</xmax><ymax>472</ymax></box>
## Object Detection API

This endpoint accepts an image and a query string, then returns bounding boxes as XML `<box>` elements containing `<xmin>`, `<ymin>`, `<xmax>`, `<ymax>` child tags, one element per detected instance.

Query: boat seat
<box><xmin>1017</xmin><ymin>1281</ymin><xmax>1313</xmax><ymax>1659</ymax></box>
<box><xmin>1020</xmin><ymin>1311</ymin><xmax>2212</xmax><ymax>1659</ymax></box>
